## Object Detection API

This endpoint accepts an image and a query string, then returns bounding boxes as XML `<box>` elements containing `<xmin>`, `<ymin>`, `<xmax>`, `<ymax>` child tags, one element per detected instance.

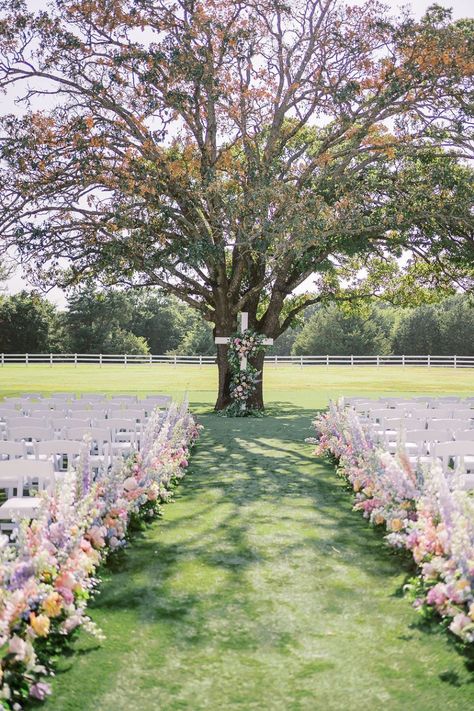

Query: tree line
<box><xmin>0</xmin><ymin>288</ymin><xmax>472</xmax><ymax>357</ymax></box>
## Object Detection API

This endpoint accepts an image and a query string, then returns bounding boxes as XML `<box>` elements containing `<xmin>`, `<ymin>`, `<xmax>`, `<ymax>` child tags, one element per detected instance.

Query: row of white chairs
<box><xmin>0</xmin><ymin>392</ymin><xmax>172</xmax><ymax>528</ymax></box>
<box><xmin>345</xmin><ymin>396</ymin><xmax>474</xmax><ymax>489</ymax></box>
<box><xmin>0</xmin><ymin>394</ymin><xmax>171</xmax><ymax>415</ymax></box>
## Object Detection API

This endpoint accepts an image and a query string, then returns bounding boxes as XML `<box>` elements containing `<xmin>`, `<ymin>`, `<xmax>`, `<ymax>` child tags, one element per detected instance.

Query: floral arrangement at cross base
<box><xmin>225</xmin><ymin>329</ymin><xmax>267</xmax><ymax>417</ymax></box>
<box><xmin>310</xmin><ymin>400</ymin><xmax>474</xmax><ymax>646</ymax></box>
<box><xmin>0</xmin><ymin>402</ymin><xmax>202</xmax><ymax>709</ymax></box>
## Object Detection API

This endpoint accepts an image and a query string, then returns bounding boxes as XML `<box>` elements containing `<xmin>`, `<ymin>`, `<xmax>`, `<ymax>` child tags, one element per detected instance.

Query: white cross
<box><xmin>215</xmin><ymin>312</ymin><xmax>273</xmax><ymax>370</ymax></box>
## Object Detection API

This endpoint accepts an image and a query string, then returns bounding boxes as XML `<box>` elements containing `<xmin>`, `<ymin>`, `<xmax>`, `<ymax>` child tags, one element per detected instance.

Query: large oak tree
<box><xmin>0</xmin><ymin>0</ymin><xmax>473</xmax><ymax>408</ymax></box>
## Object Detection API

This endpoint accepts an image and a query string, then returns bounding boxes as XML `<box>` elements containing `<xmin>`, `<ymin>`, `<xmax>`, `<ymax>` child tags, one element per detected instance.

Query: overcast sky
<box><xmin>2</xmin><ymin>0</ymin><xmax>473</xmax><ymax>307</ymax></box>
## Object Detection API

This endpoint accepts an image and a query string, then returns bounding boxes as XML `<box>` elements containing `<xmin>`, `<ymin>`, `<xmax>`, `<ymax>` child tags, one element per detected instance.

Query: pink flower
<box><xmin>30</xmin><ymin>683</ymin><xmax>52</xmax><ymax>700</ymax></box>
<box><xmin>426</xmin><ymin>583</ymin><xmax>447</xmax><ymax>608</ymax></box>
<box><xmin>55</xmin><ymin>570</ymin><xmax>76</xmax><ymax>591</ymax></box>
<box><xmin>449</xmin><ymin>613</ymin><xmax>473</xmax><ymax>638</ymax></box>
<box><xmin>123</xmin><ymin>476</ymin><xmax>138</xmax><ymax>492</ymax></box>
<box><xmin>9</xmin><ymin>635</ymin><xmax>27</xmax><ymax>660</ymax></box>
<box><xmin>56</xmin><ymin>586</ymin><xmax>74</xmax><ymax>605</ymax></box>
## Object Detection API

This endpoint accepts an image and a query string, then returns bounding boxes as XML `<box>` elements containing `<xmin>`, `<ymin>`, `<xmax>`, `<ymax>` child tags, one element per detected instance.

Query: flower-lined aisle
<box><xmin>0</xmin><ymin>402</ymin><xmax>201</xmax><ymax>709</ymax></box>
<box><xmin>311</xmin><ymin>402</ymin><xmax>474</xmax><ymax>645</ymax></box>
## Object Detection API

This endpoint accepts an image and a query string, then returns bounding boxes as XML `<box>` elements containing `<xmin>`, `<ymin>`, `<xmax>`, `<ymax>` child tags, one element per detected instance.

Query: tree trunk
<box><xmin>247</xmin><ymin>349</ymin><xmax>265</xmax><ymax>411</ymax></box>
<box><xmin>214</xmin><ymin>343</ymin><xmax>233</xmax><ymax>411</ymax></box>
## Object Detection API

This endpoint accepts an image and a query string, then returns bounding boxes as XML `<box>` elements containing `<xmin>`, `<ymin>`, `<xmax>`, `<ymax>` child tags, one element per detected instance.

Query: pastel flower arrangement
<box><xmin>311</xmin><ymin>400</ymin><xmax>474</xmax><ymax>645</ymax></box>
<box><xmin>226</xmin><ymin>329</ymin><xmax>267</xmax><ymax>416</ymax></box>
<box><xmin>0</xmin><ymin>402</ymin><xmax>201</xmax><ymax>708</ymax></box>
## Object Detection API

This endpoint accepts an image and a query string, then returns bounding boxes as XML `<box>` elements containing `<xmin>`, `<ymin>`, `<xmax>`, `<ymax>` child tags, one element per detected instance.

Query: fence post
<box><xmin>376</xmin><ymin>355</ymin><xmax>379</xmax><ymax>367</ymax></box>
<box><xmin>124</xmin><ymin>353</ymin><xmax>127</xmax><ymax>367</ymax></box>
<box><xmin>274</xmin><ymin>355</ymin><xmax>278</xmax><ymax>367</ymax></box>
<box><xmin>199</xmin><ymin>355</ymin><xmax>202</xmax><ymax>368</ymax></box>
<box><xmin>99</xmin><ymin>353</ymin><xmax>103</xmax><ymax>368</ymax></box>
<box><xmin>149</xmin><ymin>354</ymin><xmax>152</xmax><ymax>366</ymax></box>
<box><xmin>350</xmin><ymin>354</ymin><xmax>354</xmax><ymax>367</ymax></box>
<box><xmin>49</xmin><ymin>353</ymin><xmax>53</xmax><ymax>367</ymax></box>
<box><xmin>454</xmin><ymin>354</ymin><xmax>457</xmax><ymax>369</ymax></box>
<box><xmin>74</xmin><ymin>353</ymin><xmax>77</xmax><ymax>368</ymax></box>
<box><xmin>173</xmin><ymin>355</ymin><xmax>177</xmax><ymax>367</ymax></box>
<box><xmin>1</xmin><ymin>353</ymin><xmax>4</xmax><ymax>367</ymax></box>
<box><xmin>25</xmin><ymin>353</ymin><xmax>28</xmax><ymax>367</ymax></box>
<box><xmin>427</xmin><ymin>354</ymin><xmax>431</xmax><ymax>367</ymax></box>
<box><xmin>402</xmin><ymin>354</ymin><xmax>405</xmax><ymax>367</ymax></box>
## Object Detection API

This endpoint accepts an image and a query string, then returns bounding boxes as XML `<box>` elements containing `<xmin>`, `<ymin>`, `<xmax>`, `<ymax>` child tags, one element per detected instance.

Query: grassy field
<box><xmin>1</xmin><ymin>365</ymin><xmax>473</xmax><ymax>710</ymax></box>
<box><xmin>0</xmin><ymin>363</ymin><xmax>472</xmax><ymax>408</ymax></box>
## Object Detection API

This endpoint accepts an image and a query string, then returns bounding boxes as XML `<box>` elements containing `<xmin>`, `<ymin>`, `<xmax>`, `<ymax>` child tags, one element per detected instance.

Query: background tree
<box><xmin>392</xmin><ymin>294</ymin><xmax>474</xmax><ymax>355</ymax></box>
<box><xmin>101</xmin><ymin>327</ymin><xmax>149</xmax><ymax>355</ymax></box>
<box><xmin>292</xmin><ymin>303</ymin><xmax>393</xmax><ymax>355</ymax></box>
<box><xmin>65</xmin><ymin>290</ymin><xmax>137</xmax><ymax>353</ymax></box>
<box><xmin>175</xmin><ymin>316</ymin><xmax>215</xmax><ymax>355</ymax></box>
<box><xmin>392</xmin><ymin>303</ymin><xmax>443</xmax><ymax>355</ymax></box>
<box><xmin>438</xmin><ymin>295</ymin><xmax>474</xmax><ymax>355</ymax></box>
<box><xmin>0</xmin><ymin>1</ymin><xmax>473</xmax><ymax>408</ymax></box>
<box><xmin>129</xmin><ymin>292</ymin><xmax>196</xmax><ymax>354</ymax></box>
<box><xmin>0</xmin><ymin>291</ymin><xmax>64</xmax><ymax>353</ymax></box>
<box><xmin>65</xmin><ymin>289</ymin><xmax>190</xmax><ymax>354</ymax></box>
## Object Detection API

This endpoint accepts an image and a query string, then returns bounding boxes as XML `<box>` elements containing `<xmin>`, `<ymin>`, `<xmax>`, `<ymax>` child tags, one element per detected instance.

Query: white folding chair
<box><xmin>0</xmin><ymin>460</ymin><xmax>54</xmax><ymax>528</ymax></box>
<box><xmin>8</xmin><ymin>426</ymin><xmax>54</xmax><ymax>455</ymax></box>
<box><xmin>432</xmin><ymin>441</ymin><xmax>474</xmax><ymax>473</ymax></box>
<box><xmin>68</xmin><ymin>401</ymin><xmax>94</xmax><ymax>412</ymax></box>
<box><xmin>110</xmin><ymin>394</ymin><xmax>138</xmax><ymax>400</ymax></box>
<box><xmin>0</xmin><ymin>400</ymin><xmax>21</xmax><ymax>410</ymax></box>
<box><xmin>6</xmin><ymin>417</ymin><xmax>50</xmax><ymax>430</ymax></box>
<box><xmin>426</xmin><ymin>418</ymin><xmax>468</xmax><ymax>430</ymax></box>
<box><xmin>103</xmin><ymin>419</ymin><xmax>137</xmax><ymax>458</ymax></box>
<box><xmin>35</xmin><ymin>440</ymin><xmax>84</xmax><ymax>472</ymax></box>
<box><xmin>0</xmin><ymin>441</ymin><xmax>28</xmax><ymax>461</ymax></box>
<box><xmin>0</xmin><ymin>459</ymin><xmax>54</xmax><ymax>493</ymax></box>
<box><xmin>65</xmin><ymin>426</ymin><xmax>112</xmax><ymax>471</ymax></box>
<box><xmin>28</xmin><ymin>409</ymin><xmax>59</xmax><ymax>419</ymax></box>
<box><xmin>452</xmin><ymin>430</ymin><xmax>474</xmax><ymax>442</ymax></box>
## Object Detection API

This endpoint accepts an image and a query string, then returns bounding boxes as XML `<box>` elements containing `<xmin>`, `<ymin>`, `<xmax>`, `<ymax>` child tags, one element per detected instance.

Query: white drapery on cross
<box><xmin>215</xmin><ymin>312</ymin><xmax>273</xmax><ymax>370</ymax></box>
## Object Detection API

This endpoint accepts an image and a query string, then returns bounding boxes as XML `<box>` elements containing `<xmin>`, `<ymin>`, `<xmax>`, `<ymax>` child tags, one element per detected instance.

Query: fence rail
<box><xmin>0</xmin><ymin>353</ymin><xmax>473</xmax><ymax>368</ymax></box>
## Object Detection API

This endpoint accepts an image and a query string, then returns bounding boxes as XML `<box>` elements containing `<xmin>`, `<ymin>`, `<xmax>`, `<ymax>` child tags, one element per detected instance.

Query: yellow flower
<box><xmin>374</xmin><ymin>513</ymin><xmax>385</xmax><ymax>525</ymax></box>
<box><xmin>390</xmin><ymin>518</ymin><xmax>403</xmax><ymax>532</ymax></box>
<box><xmin>363</xmin><ymin>486</ymin><xmax>373</xmax><ymax>497</ymax></box>
<box><xmin>469</xmin><ymin>603</ymin><xmax>474</xmax><ymax>621</ymax></box>
<box><xmin>30</xmin><ymin>613</ymin><xmax>51</xmax><ymax>637</ymax></box>
<box><xmin>42</xmin><ymin>592</ymin><xmax>63</xmax><ymax>618</ymax></box>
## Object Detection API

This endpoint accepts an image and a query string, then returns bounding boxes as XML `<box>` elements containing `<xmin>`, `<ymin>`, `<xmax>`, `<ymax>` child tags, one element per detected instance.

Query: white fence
<box><xmin>0</xmin><ymin>353</ymin><xmax>473</xmax><ymax>368</ymax></box>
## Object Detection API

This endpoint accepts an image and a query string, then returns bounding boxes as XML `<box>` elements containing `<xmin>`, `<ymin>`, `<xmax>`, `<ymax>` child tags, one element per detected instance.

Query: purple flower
<box><xmin>8</xmin><ymin>561</ymin><xmax>35</xmax><ymax>591</ymax></box>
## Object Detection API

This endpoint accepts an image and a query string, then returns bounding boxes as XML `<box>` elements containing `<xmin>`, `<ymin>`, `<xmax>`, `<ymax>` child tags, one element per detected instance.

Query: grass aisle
<box><xmin>42</xmin><ymin>407</ymin><xmax>472</xmax><ymax>711</ymax></box>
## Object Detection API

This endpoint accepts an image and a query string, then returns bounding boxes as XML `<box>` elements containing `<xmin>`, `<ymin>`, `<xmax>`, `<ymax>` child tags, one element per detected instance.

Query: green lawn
<box><xmin>1</xmin><ymin>365</ymin><xmax>473</xmax><ymax>710</ymax></box>
<box><xmin>0</xmin><ymin>363</ymin><xmax>472</xmax><ymax>406</ymax></box>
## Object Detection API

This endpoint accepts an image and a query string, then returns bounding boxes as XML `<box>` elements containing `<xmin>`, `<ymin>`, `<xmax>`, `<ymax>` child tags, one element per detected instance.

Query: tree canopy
<box><xmin>0</xmin><ymin>0</ymin><xmax>473</xmax><ymax>407</ymax></box>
